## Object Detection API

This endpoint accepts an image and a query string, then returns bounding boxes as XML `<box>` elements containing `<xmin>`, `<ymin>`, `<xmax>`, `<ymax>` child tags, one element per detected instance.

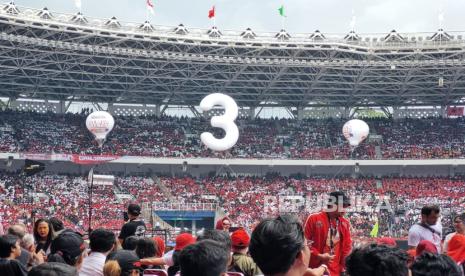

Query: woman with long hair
<box><xmin>33</xmin><ymin>219</ymin><xmax>54</xmax><ymax>254</ymax></box>
<box><xmin>443</xmin><ymin>213</ymin><xmax>465</xmax><ymax>253</ymax></box>
<box><xmin>135</xmin><ymin>238</ymin><xmax>160</xmax><ymax>270</ymax></box>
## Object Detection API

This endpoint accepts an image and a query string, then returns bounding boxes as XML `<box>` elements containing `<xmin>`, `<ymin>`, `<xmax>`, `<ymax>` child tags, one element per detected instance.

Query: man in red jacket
<box><xmin>304</xmin><ymin>191</ymin><xmax>352</xmax><ymax>276</ymax></box>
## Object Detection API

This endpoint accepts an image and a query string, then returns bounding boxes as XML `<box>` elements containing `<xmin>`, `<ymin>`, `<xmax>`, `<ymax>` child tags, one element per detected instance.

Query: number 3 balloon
<box><xmin>86</xmin><ymin>111</ymin><xmax>115</xmax><ymax>148</ymax></box>
<box><xmin>200</xmin><ymin>93</ymin><xmax>239</xmax><ymax>151</ymax></box>
<box><xmin>342</xmin><ymin>119</ymin><xmax>369</xmax><ymax>147</ymax></box>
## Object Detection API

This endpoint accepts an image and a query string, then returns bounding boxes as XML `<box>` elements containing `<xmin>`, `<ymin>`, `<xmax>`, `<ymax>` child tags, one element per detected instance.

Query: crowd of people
<box><xmin>1</xmin><ymin>200</ymin><xmax>464</xmax><ymax>276</ymax></box>
<box><xmin>1</xmin><ymin>172</ymin><xmax>464</xmax><ymax>241</ymax></box>
<box><xmin>2</xmin><ymin>110</ymin><xmax>465</xmax><ymax>159</ymax></box>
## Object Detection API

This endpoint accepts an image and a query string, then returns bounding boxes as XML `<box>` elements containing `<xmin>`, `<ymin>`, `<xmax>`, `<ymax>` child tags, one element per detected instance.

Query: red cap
<box><xmin>175</xmin><ymin>233</ymin><xmax>196</xmax><ymax>251</ymax></box>
<box><xmin>377</xmin><ymin>237</ymin><xmax>397</xmax><ymax>247</ymax></box>
<box><xmin>415</xmin><ymin>240</ymin><xmax>437</xmax><ymax>257</ymax></box>
<box><xmin>231</xmin><ymin>229</ymin><xmax>250</xmax><ymax>248</ymax></box>
<box><xmin>153</xmin><ymin>236</ymin><xmax>166</xmax><ymax>257</ymax></box>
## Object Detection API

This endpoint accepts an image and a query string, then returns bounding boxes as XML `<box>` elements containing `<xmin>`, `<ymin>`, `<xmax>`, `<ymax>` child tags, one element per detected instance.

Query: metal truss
<box><xmin>0</xmin><ymin>3</ymin><xmax>464</xmax><ymax>108</ymax></box>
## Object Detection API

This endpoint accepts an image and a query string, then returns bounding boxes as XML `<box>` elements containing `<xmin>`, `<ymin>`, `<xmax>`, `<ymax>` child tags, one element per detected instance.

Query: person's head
<box><xmin>249</xmin><ymin>215</ymin><xmax>310</xmax><ymax>276</ymax></box>
<box><xmin>175</xmin><ymin>233</ymin><xmax>196</xmax><ymax>252</ymax></box>
<box><xmin>216</xmin><ymin>217</ymin><xmax>231</xmax><ymax>232</ymax></box>
<box><xmin>122</xmin><ymin>236</ymin><xmax>139</xmax><ymax>251</ymax></box>
<box><xmin>21</xmin><ymin>233</ymin><xmax>35</xmax><ymax>253</ymax></box>
<box><xmin>179</xmin><ymin>240</ymin><xmax>229</xmax><ymax>276</ymax></box>
<box><xmin>103</xmin><ymin>260</ymin><xmax>122</xmax><ymax>276</ymax></box>
<box><xmin>415</xmin><ymin>240</ymin><xmax>438</xmax><ymax>257</ymax></box>
<box><xmin>28</xmin><ymin>262</ymin><xmax>78</xmax><ymax>276</ymax></box>
<box><xmin>0</xmin><ymin>234</ymin><xmax>21</xmax><ymax>259</ymax></box>
<box><xmin>33</xmin><ymin>219</ymin><xmax>53</xmax><ymax>242</ymax></box>
<box><xmin>452</xmin><ymin>213</ymin><xmax>465</xmax><ymax>234</ymax></box>
<box><xmin>346</xmin><ymin>244</ymin><xmax>409</xmax><ymax>276</ymax></box>
<box><xmin>447</xmin><ymin>233</ymin><xmax>465</xmax><ymax>263</ymax></box>
<box><xmin>127</xmin><ymin>204</ymin><xmax>141</xmax><ymax>219</ymax></box>
<box><xmin>197</xmin><ymin>229</ymin><xmax>232</xmax><ymax>251</ymax></box>
<box><xmin>152</xmin><ymin>236</ymin><xmax>165</xmax><ymax>257</ymax></box>
<box><xmin>48</xmin><ymin>231</ymin><xmax>86</xmax><ymax>268</ymax></box>
<box><xmin>49</xmin><ymin>217</ymin><xmax>65</xmax><ymax>233</ymax></box>
<box><xmin>326</xmin><ymin>191</ymin><xmax>351</xmax><ymax>218</ymax></box>
<box><xmin>411</xmin><ymin>253</ymin><xmax>461</xmax><ymax>276</ymax></box>
<box><xmin>231</xmin><ymin>228</ymin><xmax>250</xmax><ymax>252</ymax></box>
<box><xmin>421</xmin><ymin>205</ymin><xmax>440</xmax><ymax>226</ymax></box>
<box><xmin>7</xmin><ymin>224</ymin><xmax>27</xmax><ymax>239</ymax></box>
<box><xmin>105</xmin><ymin>250</ymin><xmax>141</xmax><ymax>276</ymax></box>
<box><xmin>90</xmin><ymin>228</ymin><xmax>116</xmax><ymax>254</ymax></box>
<box><xmin>135</xmin><ymin>238</ymin><xmax>157</xmax><ymax>259</ymax></box>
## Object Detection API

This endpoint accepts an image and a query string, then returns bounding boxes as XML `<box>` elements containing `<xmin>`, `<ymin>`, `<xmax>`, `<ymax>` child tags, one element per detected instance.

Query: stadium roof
<box><xmin>0</xmin><ymin>3</ymin><xmax>465</xmax><ymax>108</ymax></box>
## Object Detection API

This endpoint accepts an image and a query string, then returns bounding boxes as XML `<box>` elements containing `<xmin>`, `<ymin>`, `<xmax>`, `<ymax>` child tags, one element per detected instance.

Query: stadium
<box><xmin>0</xmin><ymin>2</ymin><xmax>465</xmax><ymax>276</ymax></box>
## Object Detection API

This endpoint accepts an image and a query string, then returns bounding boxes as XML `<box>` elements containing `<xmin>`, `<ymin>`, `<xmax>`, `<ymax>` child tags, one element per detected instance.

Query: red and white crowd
<box><xmin>2</xmin><ymin>110</ymin><xmax>465</xmax><ymax>159</ymax></box>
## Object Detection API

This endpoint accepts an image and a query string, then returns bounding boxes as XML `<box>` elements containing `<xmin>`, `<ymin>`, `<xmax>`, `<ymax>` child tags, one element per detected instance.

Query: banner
<box><xmin>19</xmin><ymin>153</ymin><xmax>72</xmax><ymax>161</ymax></box>
<box><xmin>71</xmin><ymin>154</ymin><xmax>120</xmax><ymax>165</ymax></box>
<box><xmin>18</xmin><ymin>153</ymin><xmax>120</xmax><ymax>164</ymax></box>
<box><xmin>447</xmin><ymin>106</ymin><xmax>464</xmax><ymax>117</ymax></box>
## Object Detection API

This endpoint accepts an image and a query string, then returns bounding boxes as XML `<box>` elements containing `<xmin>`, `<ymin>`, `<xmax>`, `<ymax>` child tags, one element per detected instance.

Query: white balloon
<box><xmin>200</xmin><ymin>93</ymin><xmax>239</xmax><ymax>151</ymax></box>
<box><xmin>342</xmin><ymin>119</ymin><xmax>369</xmax><ymax>147</ymax></box>
<box><xmin>86</xmin><ymin>111</ymin><xmax>115</xmax><ymax>147</ymax></box>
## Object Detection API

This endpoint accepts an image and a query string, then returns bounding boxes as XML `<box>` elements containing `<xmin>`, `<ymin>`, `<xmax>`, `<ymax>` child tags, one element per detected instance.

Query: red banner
<box><xmin>71</xmin><ymin>154</ymin><xmax>120</xmax><ymax>165</ymax></box>
<box><xmin>447</xmin><ymin>106</ymin><xmax>464</xmax><ymax>117</ymax></box>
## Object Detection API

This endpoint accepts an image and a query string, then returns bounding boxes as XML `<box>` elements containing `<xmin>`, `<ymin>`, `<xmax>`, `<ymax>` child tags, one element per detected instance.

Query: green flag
<box><xmin>278</xmin><ymin>5</ymin><xmax>286</xmax><ymax>17</ymax></box>
<box><xmin>370</xmin><ymin>221</ymin><xmax>379</xmax><ymax>238</ymax></box>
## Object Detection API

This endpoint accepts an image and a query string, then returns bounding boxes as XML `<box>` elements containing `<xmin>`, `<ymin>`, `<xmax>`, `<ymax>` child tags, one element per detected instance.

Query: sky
<box><xmin>14</xmin><ymin>0</ymin><xmax>465</xmax><ymax>34</ymax></box>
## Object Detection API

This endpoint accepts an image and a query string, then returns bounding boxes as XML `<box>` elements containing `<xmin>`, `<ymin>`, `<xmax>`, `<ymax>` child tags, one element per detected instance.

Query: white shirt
<box><xmin>408</xmin><ymin>223</ymin><xmax>442</xmax><ymax>253</ymax></box>
<box><xmin>79</xmin><ymin>252</ymin><xmax>106</xmax><ymax>276</ymax></box>
<box><xmin>163</xmin><ymin>250</ymin><xmax>174</xmax><ymax>266</ymax></box>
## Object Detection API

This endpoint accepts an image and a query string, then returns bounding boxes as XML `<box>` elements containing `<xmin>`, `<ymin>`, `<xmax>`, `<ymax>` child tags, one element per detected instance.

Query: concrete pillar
<box><xmin>440</xmin><ymin>106</ymin><xmax>447</xmax><ymax>118</ymax></box>
<box><xmin>58</xmin><ymin>100</ymin><xmax>66</xmax><ymax>114</ymax></box>
<box><xmin>155</xmin><ymin>105</ymin><xmax>161</xmax><ymax>117</ymax></box>
<box><xmin>297</xmin><ymin>106</ymin><xmax>304</xmax><ymax>121</ymax></box>
<box><xmin>247</xmin><ymin>107</ymin><xmax>255</xmax><ymax>119</ymax></box>
<box><xmin>192</xmin><ymin>220</ymin><xmax>197</xmax><ymax>233</ymax></box>
<box><xmin>343</xmin><ymin>107</ymin><xmax>351</xmax><ymax>119</ymax></box>
<box><xmin>392</xmin><ymin>107</ymin><xmax>400</xmax><ymax>120</ymax></box>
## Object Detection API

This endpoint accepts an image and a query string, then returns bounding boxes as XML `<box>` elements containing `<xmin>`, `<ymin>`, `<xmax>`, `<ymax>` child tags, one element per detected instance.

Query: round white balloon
<box><xmin>342</xmin><ymin>119</ymin><xmax>369</xmax><ymax>147</ymax></box>
<box><xmin>86</xmin><ymin>111</ymin><xmax>115</xmax><ymax>146</ymax></box>
<box><xmin>200</xmin><ymin>93</ymin><xmax>239</xmax><ymax>151</ymax></box>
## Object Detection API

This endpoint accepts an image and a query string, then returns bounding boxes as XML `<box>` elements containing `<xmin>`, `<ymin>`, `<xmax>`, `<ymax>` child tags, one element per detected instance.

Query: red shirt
<box><xmin>304</xmin><ymin>212</ymin><xmax>352</xmax><ymax>276</ymax></box>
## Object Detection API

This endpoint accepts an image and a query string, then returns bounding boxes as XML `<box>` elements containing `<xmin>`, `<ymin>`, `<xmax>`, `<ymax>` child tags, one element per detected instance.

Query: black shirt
<box><xmin>118</xmin><ymin>219</ymin><xmax>146</xmax><ymax>241</ymax></box>
<box><xmin>0</xmin><ymin>258</ymin><xmax>28</xmax><ymax>276</ymax></box>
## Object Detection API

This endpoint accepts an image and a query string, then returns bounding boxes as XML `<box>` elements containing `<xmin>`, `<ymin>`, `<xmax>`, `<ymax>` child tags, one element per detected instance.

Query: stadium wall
<box><xmin>0</xmin><ymin>153</ymin><xmax>462</xmax><ymax>177</ymax></box>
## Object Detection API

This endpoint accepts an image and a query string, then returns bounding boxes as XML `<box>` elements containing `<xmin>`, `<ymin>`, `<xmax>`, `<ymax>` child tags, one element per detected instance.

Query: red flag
<box><xmin>147</xmin><ymin>0</ymin><xmax>154</xmax><ymax>14</ymax></box>
<box><xmin>208</xmin><ymin>6</ymin><xmax>215</xmax><ymax>19</ymax></box>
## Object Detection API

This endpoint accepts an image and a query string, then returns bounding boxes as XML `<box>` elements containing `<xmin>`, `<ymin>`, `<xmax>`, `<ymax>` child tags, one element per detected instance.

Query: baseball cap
<box><xmin>106</xmin><ymin>250</ymin><xmax>141</xmax><ymax>274</ymax></box>
<box><xmin>175</xmin><ymin>233</ymin><xmax>196</xmax><ymax>251</ymax></box>
<box><xmin>377</xmin><ymin>237</ymin><xmax>397</xmax><ymax>247</ymax></box>
<box><xmin>127</xmin><ymin>203</ymin><xmax>141</xmax><ymax>216</ymax></box>
<box><xmin>231</xmin><ymin>229</ymin><xmax>250</xmax><ymax>248</ymax></box>
<box><xmin>50</xmin><ymin>231</ymin><xmax>86</xmax><ymax>264</ymax></box>
<box><xmin>328</xmin><ymin>191</ymin><xmax>351</xmax><ymax>207</ymax></box>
